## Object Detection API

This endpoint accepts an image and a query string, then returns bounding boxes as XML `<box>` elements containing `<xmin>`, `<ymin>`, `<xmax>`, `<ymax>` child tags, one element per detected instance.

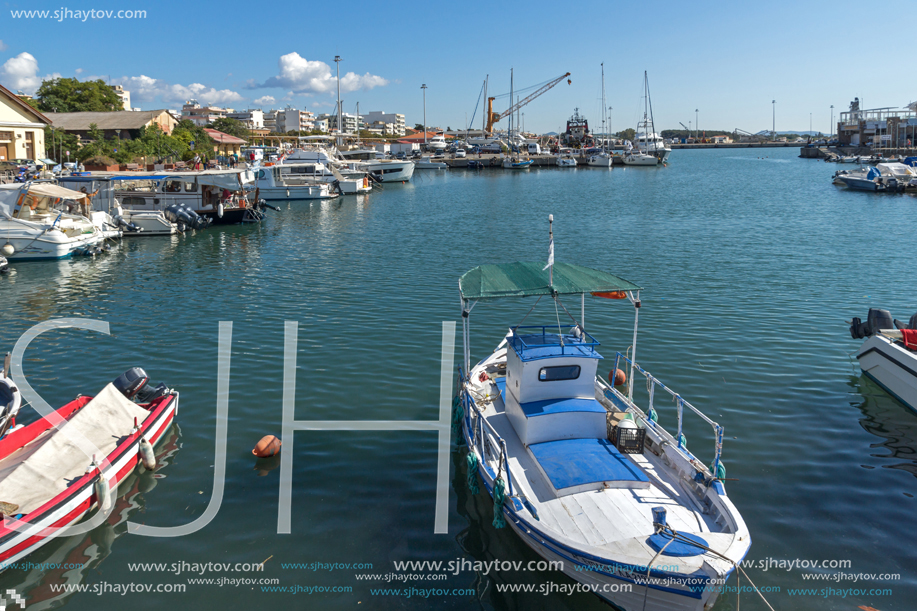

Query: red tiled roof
<box><xmin>397</xmin><ymin>131</ymin><xmax>451</xmax><ymax>142</ymax></box>
<box><xmin>204</xmin><ymin>128</ymin><xmax>247</xmax><ymax>144</ymax></box>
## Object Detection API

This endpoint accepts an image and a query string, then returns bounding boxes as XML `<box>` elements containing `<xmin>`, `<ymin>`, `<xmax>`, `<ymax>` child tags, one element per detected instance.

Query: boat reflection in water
<box><xmin>850</xmin><ymin>375</ymin><xmax>917</xmax><ymax>480</ymax></box>
<box><xmin>0</xmin><ymin>425</ymin><xmax>181</xmax><ymax>610</ymax></box>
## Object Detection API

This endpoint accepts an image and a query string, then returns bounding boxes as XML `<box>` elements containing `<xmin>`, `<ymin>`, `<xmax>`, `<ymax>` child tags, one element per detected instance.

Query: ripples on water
<box><xmin>0</xmin><ymin>148</ymin><xmax>915</xmax><ymax>610</ymax></box>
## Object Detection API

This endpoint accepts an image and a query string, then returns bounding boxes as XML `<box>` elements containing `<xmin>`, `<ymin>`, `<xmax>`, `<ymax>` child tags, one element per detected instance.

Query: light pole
<box><xmin>830</xmin><ymin>105</ymin><xmax>834</xmax><ymax>139</ymax></box>
<box><xmin>334</xmin><ymin>56</ymin><xmax>342</xmax><ymax>148</ymax></box>
<box><xmin>608</xmin><ymin>106</ymin><xmax>613</xmax><ymax>140</ymax></box>
<box><xmin>772</xmin><ymin>100</ymin><xmax>776</xmax><ymax>141</ymax></box>
<box><xmin>810</xmin><ymin>113</ymin><xmax>812</xmax><ymax>137</ymax></box>
<box><xmin>421</xmin><ymin>83</ymin><xmax>427</xmax><ymax>149</ymax></box>
<box><xmin>695</xmin><ymin>108</ymin><xmax>698</xmax><ymax>141</ymax></box>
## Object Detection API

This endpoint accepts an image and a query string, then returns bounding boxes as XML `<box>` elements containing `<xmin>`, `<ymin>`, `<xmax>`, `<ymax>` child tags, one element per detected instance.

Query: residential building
<box><xmin>273</xmin><ymin>108</ymin><xmax>316</xmax><ymax>133</ymax></box>
<box><xmin>111</xmin><ymin>85</ymin><xmax>131</xmax><ymax>111</ymax></box>
<box><xmin>0</xmin><ymin>82</ymin><xmax>50</xmax><ymax>161</ymax></box>
<box><xmin>182</xmin><ymin>100</ymin><xmax>228</xmax><ymax>126</ymax></box>
<box><xmin>367</xmin><ymin>120</ymin><xmax>399</xmax><ymax>136</ymax></box>
<box><xmin>362</xmin><ymin>111</ymin><xmax>405</xmax><ymax>136</ymax></box>
<box><xmin>45</xmin><ymin>110</ymin><xmax>178</xmax><ymax>140</ymax></box>
<box><xmin>319</xmin><ymin>112</ymin><xmax>359</xmax><ymax>134</ymax></box>
<box><xmin>226</xmin><ymin>109</ymin><xmax>264</xmax><ymax>130</ymax></box>
<box><xmin>263</xmin><ymin>110</ymin><xmax>277</xmax><ymax>132</ymax></box>
<box><xmin>313</xmin><ymin>118</ymin><xmax>329</xmax><ymax>133</ymax></box>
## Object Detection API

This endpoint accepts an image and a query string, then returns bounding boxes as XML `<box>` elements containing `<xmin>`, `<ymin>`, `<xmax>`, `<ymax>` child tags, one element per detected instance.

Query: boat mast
<box><xmin>335</xmin><ymin>56</ymin><xmax>343</xmax><ymax>150</ymax></box>
<box><xmin>510</xmin><ymin>68</ymin><xmax>514</xmax><ymax>148</ymax></box>
<box><xmin>601</xmin><ymin>63</ymin><xmax>606</xmax><ymax>153</ymax></box>
<box><xmin>482</xmin><ymin>75</ymin><xmax>488</xmax><ymax>137</ymax></box>
<box><xmin>646</xmin><ymin>71</ymin><xmax>656</xmax><ymax>146</ymax></box>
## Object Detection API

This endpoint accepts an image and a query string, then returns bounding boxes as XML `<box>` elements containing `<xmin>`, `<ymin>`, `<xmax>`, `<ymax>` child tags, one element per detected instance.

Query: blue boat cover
<box><xmin>529</xmin><ymin>438</ymin><xmax>649</xmax><ymax>490</ymax></box>
<box><xmin>866</xmin><ymin>167</ymin><xmax>881</xmax><ymax>180</ymax></box>
<box><xmin>520</xmin><ymin>397</ymin><xmax>606</xmax><ymax>418</ymax></box>
<box><xmin>646</xmin><ymin>531</ymin><xmax>710</xmax><ymax>557</ymax></box>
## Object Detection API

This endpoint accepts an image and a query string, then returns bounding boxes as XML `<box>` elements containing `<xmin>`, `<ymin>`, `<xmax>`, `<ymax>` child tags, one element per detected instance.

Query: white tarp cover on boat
<box><xmin>0</xmin><ymin>183</ymin><xmax>90</xmax><ymax>219</ymax></box>
<box><xmin>0</xmin><ymin>384</ymin><xmax>150</xmax><ymax>515</ymax></box>
<box><xmin>876</xmin><ymin>163</ymin><xmax>916</xmax><ymax>178</ymax></box>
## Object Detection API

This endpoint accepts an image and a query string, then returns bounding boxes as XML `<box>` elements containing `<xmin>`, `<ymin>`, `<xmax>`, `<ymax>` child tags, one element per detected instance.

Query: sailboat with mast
<box><xmin>503</xmin><ymin>68</ymin><xmax>533</xmax><ymax>169</ymax></box>
<box><xmin>625</xmin><ymin>71</ymin><xmax>670</xmax><ymax>166</ymax></box>
<box><xmin>588</xmin><ymin>64</ymin><xmax>613</xmax><ymax>168</ymax></box>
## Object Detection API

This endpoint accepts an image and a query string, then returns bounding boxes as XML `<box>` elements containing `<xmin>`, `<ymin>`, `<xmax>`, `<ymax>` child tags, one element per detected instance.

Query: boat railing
<box><xmin>458</xmin><ymin>368</ymin><xmax>514</xmax><ymax>498</ymax></box>
<box><xmin>604</xmin><ymin>353</ymin><xmax>724</xmax><ymax>481</ymax></box>
<box><xmin>509</xmin><ymin>325</ymin><xmax>600</xmax><ymax>359</ymax></box>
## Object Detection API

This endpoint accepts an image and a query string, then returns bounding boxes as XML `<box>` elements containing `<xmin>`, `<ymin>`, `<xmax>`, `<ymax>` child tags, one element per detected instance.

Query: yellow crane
<box><xmin>485</xmin><ymin>72</ymin><xmax>571</xmax><ymax>134</ymax></box>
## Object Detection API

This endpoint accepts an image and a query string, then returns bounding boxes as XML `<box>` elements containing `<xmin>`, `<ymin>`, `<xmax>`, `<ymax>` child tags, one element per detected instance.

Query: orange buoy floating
<box><xmin>610</xmin><ymin>369</ymin><xmax>627</xmax><ymax>387</ymax></box>
<box><xmin>252</xmin><ymin>435</ymin><xmax>282</xmax><ymax>457</ymax></box>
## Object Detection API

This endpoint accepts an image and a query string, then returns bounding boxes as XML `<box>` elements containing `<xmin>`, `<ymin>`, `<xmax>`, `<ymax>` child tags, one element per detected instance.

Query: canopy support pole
<box><xmin>627</xmin><ymin>290</ymin><xmax>640</xmax><ymax>402</ymax></box>
<box><xmin>581</xmin><ymin>293</ymin><xmax>585</xmax><ymax>329</ymax></box>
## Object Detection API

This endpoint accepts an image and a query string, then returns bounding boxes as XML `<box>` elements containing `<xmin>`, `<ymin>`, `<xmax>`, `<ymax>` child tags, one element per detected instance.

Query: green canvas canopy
<box><xmin>459</xmin><ymin>262</ymin><xmax>642</xmax><ymax>301</ymax></box>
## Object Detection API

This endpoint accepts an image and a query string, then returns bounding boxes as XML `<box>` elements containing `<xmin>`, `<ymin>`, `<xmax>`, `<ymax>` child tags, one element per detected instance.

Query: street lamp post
<box><xmin>810</xmin><ymin>113</ymin><xmax>812</xmax><ymax>137</ymax></box>
<box><xmin>421</xmin><ymin>84</ymin><xmax>428</xmax><ymax>149</ymax></box>
<box><xmin>772</xmin><ymin>100</ymin><xmax>776</xmax><ymax>141</ymax></box>
<box><xmin>830</xmin><ymin>105</ymin><xmax>834</xmax><ymax>139</ymax></box>
<box><xmin>695</xmin><ymin>108</ymin><xmax>698</xmax><ymax>141</ymax></box>
<box><xmin>608</xmin><ymin>106</ymin><xmax>613</xmax><ymax>140</ymax></box>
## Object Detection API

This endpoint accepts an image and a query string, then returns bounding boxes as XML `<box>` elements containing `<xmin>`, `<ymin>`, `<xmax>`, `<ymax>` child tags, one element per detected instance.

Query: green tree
<box><xmin>207</xmin><ymin>117</ymin><xmax>250</xmax><ymax>141</ymax></box>
<box><xmin>414</xmin><ymin>123</ymin><xmax>424</xmax><ymax>131</ymax></box>
<box><xmin>616</xmin><ymin>128</ymin><xmax>636</xmax><ymax>141</ymax></box>
<box><xmin>35</xmin><ymin>78</ymin><xmax>122</xmax><ymax>113</ymax></box>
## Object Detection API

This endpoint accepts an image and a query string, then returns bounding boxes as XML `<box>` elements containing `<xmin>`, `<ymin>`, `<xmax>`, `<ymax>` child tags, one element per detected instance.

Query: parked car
<box><xmin>396</xmin><ymin>151</ymin><xmax>407</xmax><ymax>159</ymax></box>
<box><xmin>411</xmin><ymin>150</ymin><xmax>423</xmax><ymax>159</ymax></box>
<box><xmin>10</xmin><ymin>158</ymin><xmax>38</xmax><ymax>172</ymax></box>
<box><xmin>433</xmin><ymin>150</ymin><xmax>445</xmax><ymax>159</ymax></box>
<box><xmin>455</xmin><ymin>149</ymin><xmax>466</xmax><ymax>158</ymax></box>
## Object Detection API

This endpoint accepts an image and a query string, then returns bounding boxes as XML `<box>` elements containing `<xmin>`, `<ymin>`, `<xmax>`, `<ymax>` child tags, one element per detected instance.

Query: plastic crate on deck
<box><xmin>613</xmin><ymin>425</ymin><xmax>646</xmax><ymax>455</ymax></box>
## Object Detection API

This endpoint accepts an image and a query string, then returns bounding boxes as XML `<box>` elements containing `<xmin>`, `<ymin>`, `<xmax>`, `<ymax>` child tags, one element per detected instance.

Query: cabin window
<box><xmin>184</xmin><ymin>182</ymin><xmax>197</xmax><ymax>192</ymax></box>
<box><xmin>538</xmin><ymin>365</ymin><xmax>581</xmax><ymax>382</ymax></box>
<box><xmin>122</xmin><ymin>196</ymin><xmax>146</xmax><ymax>207</ymax></box>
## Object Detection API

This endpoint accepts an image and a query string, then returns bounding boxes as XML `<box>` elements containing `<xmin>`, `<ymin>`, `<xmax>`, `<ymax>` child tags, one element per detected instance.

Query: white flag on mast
<box><xmin>543</xmin><ymin>236</ymin><xmax>554</xmax><ymax>271</ymax></box>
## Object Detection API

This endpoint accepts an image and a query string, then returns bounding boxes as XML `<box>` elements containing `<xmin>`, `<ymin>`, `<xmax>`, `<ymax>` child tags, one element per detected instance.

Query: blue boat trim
<box><xmin>647</xmin><ymin>531</ymin><xmax>710</xmax><ymax>557</ymax></box>
<box><xmin>520</xmin><ymin>397</ymin><xmax>606</xmax><ymax>418</ymax></box>
<box><xmin>529</xmin><ymin>438</ymin><xmax>649</xmax><ymax>489</ymax></box>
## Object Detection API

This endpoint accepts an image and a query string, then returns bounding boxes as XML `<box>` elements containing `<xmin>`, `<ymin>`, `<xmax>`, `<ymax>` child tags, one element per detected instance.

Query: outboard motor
<box><xmin>894</xmin><ymin>313</ymin><xmax>917</xmax><ymax>331</ymax></box>
<box><xmin>164</xmin><ymin>204</ymin><xmax>209</xmax><ymax>231</ymax></box>
<box><xmin>113</xmin><ymin>214</ymin><xmax>141</xmax><ymax>233</ymax></box>
<box><xmin>850</xmin><ymin>308</ymin><xmax>894</xmax><ymax>339</ymax></box>
<box><xmin>178</xmin><ymin>203</ymin><xmax>211</xmax><ymax>229</ymax></box>
<box><xmin>0</xmin><ymin>255</ymin><xmax>8</xmax><ymax>274</ymax></box>
<box><xmin>113</xmin><ymin>367</ymin><xmax>170</xmax><ymax>404</ymax></box>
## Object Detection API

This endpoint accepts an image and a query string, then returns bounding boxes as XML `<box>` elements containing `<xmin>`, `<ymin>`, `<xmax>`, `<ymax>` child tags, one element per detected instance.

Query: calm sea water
<box><xmin>1</xmin><ymin>148</ymin><xmax>915</xmax><ymax>610</ymax></box>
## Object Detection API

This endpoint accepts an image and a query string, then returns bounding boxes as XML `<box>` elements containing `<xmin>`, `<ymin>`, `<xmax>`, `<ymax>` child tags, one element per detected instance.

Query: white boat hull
<box><xmin>587</xmin><ymin>154</ymin><xmax>613</xmax><ymax>167</ymax></box>
<box><xmin>556</xmin><ymin>157</ymin><xmax>577</xmax><ymax>167</ymax></box>
<box><xmin>258</xmin><ymin>184</ymin><xmax>338</xmax><ymax>200</ymax></box>
<box><xmin>358</xmin><ymin>160</ymin><xmax>415</xmax><ymax>182</ymax></box>
<box><xmin>624</xmin><ymin>154</ymin><xmax>660</xmax><ymax>166</ymax></box>
<box><xmin>857</xmin><ymin>334</ymin><xmax>917</xmax><ymax>413</ymax></box>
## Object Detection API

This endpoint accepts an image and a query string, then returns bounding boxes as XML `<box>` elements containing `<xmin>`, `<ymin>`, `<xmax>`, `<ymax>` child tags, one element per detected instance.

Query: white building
<box><xmin>319</xmin><ymin>112</ymin><xmax>360</xmax><ymax>134</ymax></box>
<box><xmin>362</xmin><ymin>111</ymin><xmax>405</xmax><ymax>136</ymax></box>
<box><xmin>111</xmin><ymin>85</ymin><xmax>131</xmax><ymax>111</ymax></box>
<box><xmin>226</xmin><ymin>109</ymin><xmax>264</xmax><ymax>130</ymax></box>
<box><xmin>313</xmin><ymin>118</ymin><xmax>329</xmax><ymax>133</ymax></box>
<box><xmin>273</xmin><ymin>107</ymin><xmax>316</xmax><ymax>133</ymax></box>
<box><xmin>182</xmin><ymin>100</ymin><xmax>228</xmax><ymax>126</ymax></box>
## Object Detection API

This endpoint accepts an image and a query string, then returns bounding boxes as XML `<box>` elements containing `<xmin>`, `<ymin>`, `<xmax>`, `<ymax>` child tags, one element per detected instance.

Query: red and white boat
<box><xmin>0</xmin><ymin>367</ymin><xmax>178</xmax><ymax>568</ymax></box>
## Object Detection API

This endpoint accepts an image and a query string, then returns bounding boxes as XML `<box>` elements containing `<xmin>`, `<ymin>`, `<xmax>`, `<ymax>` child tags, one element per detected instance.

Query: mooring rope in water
<box><xmin>451</xmin><ymin>395</ymin><xmax>465</xmax><ymax>446</ymax></box>
<box><xmin>466</xmin><ymin>452</ymin><xmax>480</xmax><ymax>495</ymax></box>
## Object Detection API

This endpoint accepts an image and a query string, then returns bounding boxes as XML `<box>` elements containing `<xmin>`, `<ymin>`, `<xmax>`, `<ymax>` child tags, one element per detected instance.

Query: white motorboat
<box><xmin>851</xmin><ymin>309</ymin><xmax>917</xmax><ymax>413</ymax></box>
<box><xmin>456</xmin><ymin>218</ymin><xmax>751</xmax><ymax>611</ymax></box>
<box><xmin>253</xmin><ymin>165</ymin><xmax>339</xmax><ymax>200</ymax></box>
<box><xmin>555</xmin><ymin>153</ymin><xmax>577</xmax><ymax>167</ymax></box>
<box><xmin>277</xmin><ymin>162</ymin><xmax>372</xmax><ymax>194</ymax></box>
<box><xmin>415</xmin><ymin>156</ymin><xmax>448</xmax><ymax>169</ymax></box>
<box><xmin>59</xmin><ymin>175</ymin><xmax>178</xmax><ymax>236</ymax></box>
<box><xmin>293</xmin><ymin>148</ymin><xmax>415</xmax><ymax>183</ymax></box>
<box><xmin>425</xmin><ymin>132</ymin><xmax>448</xmax><ymax>152</ymax></box>
<box><xmin>0</xmin><ymin>183</ymin><xmax>118</xmax><ymax>260</ymax></box>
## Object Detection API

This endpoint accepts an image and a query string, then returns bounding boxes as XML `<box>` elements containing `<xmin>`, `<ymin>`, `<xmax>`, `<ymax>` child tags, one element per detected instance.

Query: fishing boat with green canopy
<box><xmin>454</xmin><ymin>216</ymin><xmax>752</xmax><ymax>611</ymax></box>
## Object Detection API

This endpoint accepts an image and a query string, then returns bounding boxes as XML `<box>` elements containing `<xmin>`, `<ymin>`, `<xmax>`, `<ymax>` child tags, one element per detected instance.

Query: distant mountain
<box><xmin>543</xmin><ymin>131</ymin><xmax>558</xmax><ymax>136</ymax></box>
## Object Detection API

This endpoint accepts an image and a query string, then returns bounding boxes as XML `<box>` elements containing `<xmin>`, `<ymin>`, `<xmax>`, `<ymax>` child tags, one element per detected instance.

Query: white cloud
<box><xmin>0</xmin><ymin>52</ymin><xmax>60</xmax><ymax>94</ymax></box>
<box><xmin>74</xmin><ymin>68</ymin><xmax>83</xmax><ymax>74</ymax></box>
<box><xmin>253</xmin><ymin>95</ymin><xmax>275</xmax><ymax>106</ymax></box>
<box><xmin>252</xmin><ymin>52</ymin><xmax>388</xmax><ymax>94</ymax></box>
<box><xmin>113</xmin><ymin>75</ymin><xmax>244</xmax><ymax>106</ymax></box>
<box><xmin>0</xmin><ymin>40</ymin><xmax>8</xmax><ymax>52</ymax></box>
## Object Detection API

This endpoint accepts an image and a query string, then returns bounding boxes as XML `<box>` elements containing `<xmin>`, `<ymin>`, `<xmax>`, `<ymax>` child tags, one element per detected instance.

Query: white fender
<box><xmin>139</xmin><ymin>437</ymin><xmax>156</xmax><ymax>471</ymax></box>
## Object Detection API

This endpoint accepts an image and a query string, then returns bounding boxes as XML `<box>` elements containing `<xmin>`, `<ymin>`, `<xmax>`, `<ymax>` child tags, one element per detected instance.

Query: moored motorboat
<box><xmin>416</xmin><ymin>156</ymin><xmax>448</xmax><ymax>169</ymax></box>
<box><xmin>850</xmin><ymin>309</ymin><xmax>917</xmax><ymax>414</ymax></box>
<box><xmin>623</xmin><ymin>152</ymin><xmax>660</xmax><ymax>166</ymax></box>
<box><xmin>455</xmin><ymin>218</ymin><xmax>751</xmax><ymax>611</ymax></box>
<box><xmin>0</xmin><ymin>183</ymin><xmax>118</xmax><ymax>260</ymax></box>
<box><xmin>502</xmin><ymin>157</ymin><xmax>533</xmax><ymax>169</ymax></box>
<box><xmin>0</xmin><ymin>366</ymin><xmax>178</xmax><ymax>568</ymax></box>
<box><xmin>555</xmin><ymin>153</ymin><xmax>577</xmax><ymax>167</ymax></box>
<box><xmin>587</xmin><ymin>152</ymin><xmax>613</xmax><ymax>167</ymax></box>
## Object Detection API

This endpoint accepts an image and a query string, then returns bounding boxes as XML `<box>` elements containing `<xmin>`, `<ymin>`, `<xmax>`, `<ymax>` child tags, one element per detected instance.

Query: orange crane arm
<box><xmin>484</xmin><ymin>72</ymin><xmax>571</xmax><ymax>134</ymax></box>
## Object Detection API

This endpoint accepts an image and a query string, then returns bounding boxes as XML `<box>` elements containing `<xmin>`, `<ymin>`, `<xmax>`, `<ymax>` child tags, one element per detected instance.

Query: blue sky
<box><xmin>1</xmin><ymin>0</ymin><xmax>913</xmax><ymax>134</ymax></box>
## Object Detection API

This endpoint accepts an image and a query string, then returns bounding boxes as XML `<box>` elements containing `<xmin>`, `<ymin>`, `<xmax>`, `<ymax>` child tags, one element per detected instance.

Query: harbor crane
<box><xmin>485</xmin><ymin>72</ymin><xmax>571</xmax><ymax>134</ymax></box>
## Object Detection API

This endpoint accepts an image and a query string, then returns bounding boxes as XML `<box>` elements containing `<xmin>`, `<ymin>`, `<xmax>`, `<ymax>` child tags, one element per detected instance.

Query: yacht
<box><xmin>415</xmin><ymin>156</ymin><xmax>448</xmax><ymax>169</ymax></box>
<box><xmin>291</xmin><ymin>148</ymin><xmax>414</xmax><ymax>183</ymax></box>
<box><xmin>0</xmin><ymin>183</ymin><xmax>118</xmax><ymax>260</ymax></box>
<box><xmin>850</xmin><ymin>308</ymin><xmax>917</xmax><ymax>413</ymax></box>
<box><xmin>633</xmin><ymin>72</ymin><xmax>671</xmax><ymax>163</ymax></box>
<box><xmin>623</xmin><ymin>151</ymin><xmax>660</xmax><ymax>166</ymax></box>
<box><xmin>425</xmin><ymin>132</ymin><xmax>448</xmax><ymax>152</ymax></box>
<box><xmin>555</xmin><ymin>153</ymin><xmax>578</xmax><ymax>167</ymax></box>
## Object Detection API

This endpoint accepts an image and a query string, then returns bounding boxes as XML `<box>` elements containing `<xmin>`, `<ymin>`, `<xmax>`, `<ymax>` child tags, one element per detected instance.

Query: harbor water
<box><xmin>0</xmin><ymin>147</ymin><xmax>914</xmax><ymax>610</ymax></box>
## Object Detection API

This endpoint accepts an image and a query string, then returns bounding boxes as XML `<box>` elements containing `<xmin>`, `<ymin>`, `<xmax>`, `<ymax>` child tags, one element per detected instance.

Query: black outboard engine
<box><xmin>0</xmin><ymin>255</ymin><xmax>8</xmax><ymax>274</ymax></box>
<box><xmin>113</xmin><ymin>214</ymin><xmax>141</xmax><ymax>233</ymax></box>
<box><xmin>113</xmin><ymin>367</ymin><xmax>170</xmax><ymax>403</ymax></box>
<box><xmin>850</xmin><ymin>308</ymin><xmax>894</xmax><ymax>339</ymax></box>
<box><xmin>894</xmin><ymin>313</ymin><xmax>917</xmax><ymax>331</ymax></box>
<box><xmin>164</xmin><ymin>204</ymin><xmax>209</xmax><ymax>231</ymax></box>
